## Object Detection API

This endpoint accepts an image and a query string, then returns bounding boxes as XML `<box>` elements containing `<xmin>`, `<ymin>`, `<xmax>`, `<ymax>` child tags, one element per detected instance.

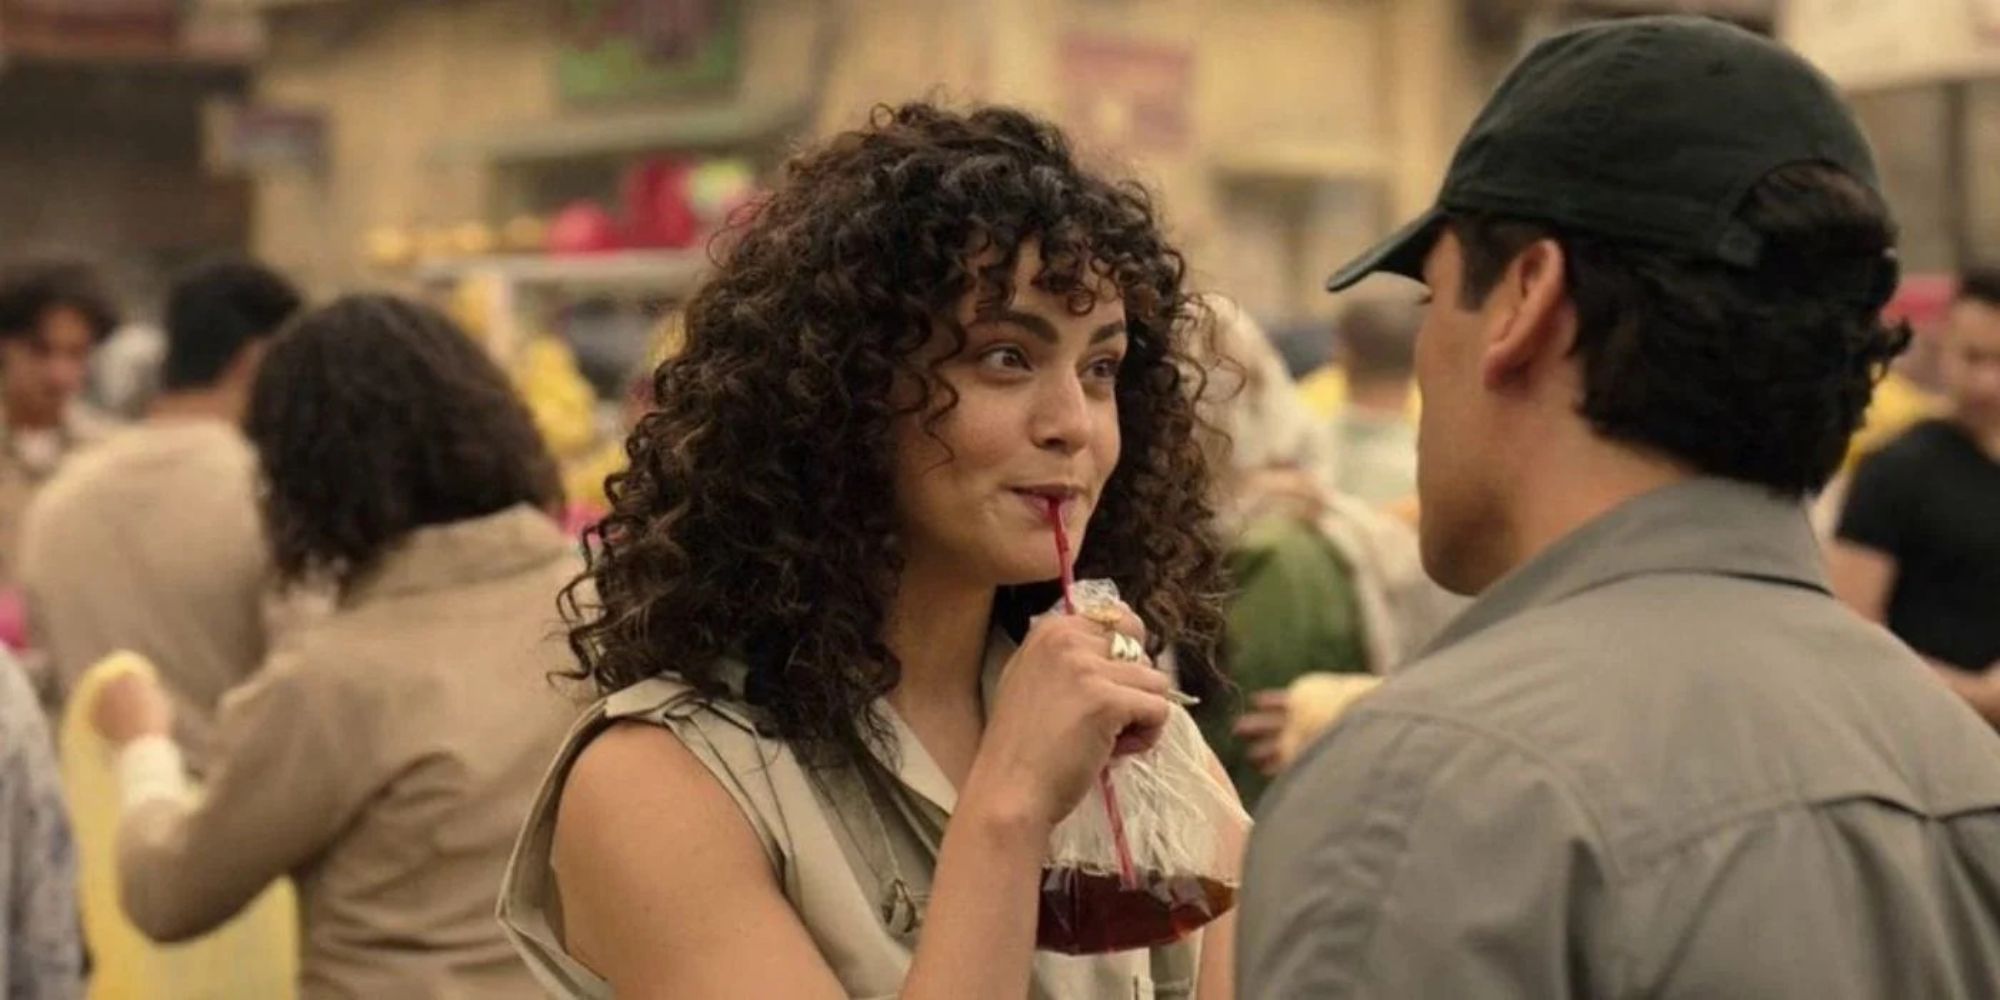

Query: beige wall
<box><xmin>248</xmin><ymin>0</ymin><xmax>1494</xmax><ymax>317</ymax></box>
<box><xmin>1782</xmin><ymin>0</ymin><xmax>2000</xmax><ymax>273</ymax></box>
<box><xmin>252</xmin><ymin>1</ymin><xmax>556</xmax><ymax>296</ymax></box>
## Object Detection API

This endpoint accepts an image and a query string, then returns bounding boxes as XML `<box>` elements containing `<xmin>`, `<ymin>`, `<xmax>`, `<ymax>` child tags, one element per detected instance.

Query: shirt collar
<box><xmin>341</xmin><ymin>504</ymin><xmax>571</xmax><ymax>608</ymax></box>
<box><xmin>0</xmin><ymin>403</ymin><xmax>111</xmax><ymax>477</ymax></box>
<box><xmin>867</xmin><ymin>627</ymin><xmax>1017</xmax><ymax>816</ymax></box>
<box><xmin>1417</xmin><ymin>476</ymin><xmax>1829</xmax><ymax>663</ymax></box>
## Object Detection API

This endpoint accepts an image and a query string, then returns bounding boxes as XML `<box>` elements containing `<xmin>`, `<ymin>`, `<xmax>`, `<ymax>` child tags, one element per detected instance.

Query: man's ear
<box><xmin>1480</xmin><ymin>237</ymin><xmax>1571</xmax><ymax>390</ymax></box>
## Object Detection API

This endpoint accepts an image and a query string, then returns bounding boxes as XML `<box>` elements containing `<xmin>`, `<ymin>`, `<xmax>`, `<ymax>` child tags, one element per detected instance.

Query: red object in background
<box><xmin>1884</xmin><ymin>273</ymin><xmax>1956</xmax><ymax>334</ymax></box>
<box><xmin>546</xmin><ymin>201</ymin><xmax>623</xmax><ymax>255</ymax></box>
<box><xmin>559</xmin><ymin>501</ymin><xmax>604</xmax><ymax>540</ymax></box>
<box><xmin>623</xmin><ymin>158</ymin><xmax>702</xmax><ymax>249</ymax></box>
<box><xmin>0</xmin><ymin>586</ymin><xmax>30</xmax><ymax>652</ymax></box>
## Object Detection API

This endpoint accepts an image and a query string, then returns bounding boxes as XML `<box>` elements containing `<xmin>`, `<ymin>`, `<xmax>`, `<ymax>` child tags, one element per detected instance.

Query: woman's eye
<box><xmin>1085</xmin><ymin>356</ymin><xmax>1125</xmax><ymax>381</ymax></box>
<box><xmin>978</xmin><ymin>345</ymin><xmax>1031</xmax><ymax>372</ymax></box>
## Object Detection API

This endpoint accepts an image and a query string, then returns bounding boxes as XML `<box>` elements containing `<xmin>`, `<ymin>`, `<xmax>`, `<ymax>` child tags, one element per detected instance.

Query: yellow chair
<box><xmin>60</xmin><ymin>652</ymin><xmax>299</xmax><ymax>1000</ymax></box>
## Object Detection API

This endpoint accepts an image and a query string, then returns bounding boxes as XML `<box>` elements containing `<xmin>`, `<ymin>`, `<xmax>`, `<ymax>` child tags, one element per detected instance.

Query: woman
<box><xmin>500</xmin><ymin>102</ymin><xmax>1244</xmax><ymax>1000</ymax></box>
<box><xmin>93</xmin><ymin>296</ymin><xmax>582</xmax><ymax>998</ymax></box>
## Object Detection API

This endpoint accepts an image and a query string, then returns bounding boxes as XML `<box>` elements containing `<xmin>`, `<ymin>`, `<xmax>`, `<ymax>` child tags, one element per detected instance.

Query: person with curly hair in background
<box><xmin>89</xmin><ymin>296</ymin><xmax>581</xmax><ymax>999</ymax></box>
<box><xmin>499</xmin><ymin>101</ymin><xmax>1243</xmax><ymax>1000</ymax></box>
<box><xmin>1240</xmin><ymin>17</ymin><xmax>2000</xmax><ymax>998</ymax></box>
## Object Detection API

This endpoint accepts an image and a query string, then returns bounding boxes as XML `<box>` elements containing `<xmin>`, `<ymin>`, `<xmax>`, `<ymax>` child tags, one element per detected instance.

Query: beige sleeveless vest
<box><xmin>500</xmin><ymin>635</ymin><xmax>1201</xmax><ymax>999</ymax></box>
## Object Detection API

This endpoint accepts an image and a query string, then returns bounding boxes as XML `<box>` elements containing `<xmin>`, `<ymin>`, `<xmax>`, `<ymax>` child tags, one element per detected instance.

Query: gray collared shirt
<box><xmin>1238</xmin><ymin>477</ymin><xmax>2000</xmax><ymax>999</ymax></box>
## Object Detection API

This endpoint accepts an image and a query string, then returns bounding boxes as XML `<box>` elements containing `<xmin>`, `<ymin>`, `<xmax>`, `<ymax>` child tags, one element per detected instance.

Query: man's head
<box><xmin>0</xmin><ymin>259</ymin><xmax>117</xmax><ymax>429</ymax></box>
<box><xmin>162</xmin><ymin>258</ymin><xmax>304</xmax><ymax>404</ymax></box>
<box><xmin>1327</xmin><ymin>17</ymin><xmax>1908</xmax><ymax>594</ymax></box>
<box><xmin>1335</xmin><ymin>298</ymin><xmax>1420</xmax><ymax>394</ymax></box>
<box><xmin>1943</xmin><ymin>270</ymin><xmax>2000</xmax><ymax>437</ymax></box>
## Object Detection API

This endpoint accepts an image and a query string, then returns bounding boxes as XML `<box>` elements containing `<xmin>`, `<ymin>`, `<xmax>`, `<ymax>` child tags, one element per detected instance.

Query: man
<box><xmin>0</xmin><ymin>259</ymin><xmax>119</xmax><ymax>590</ymax></box>
<box><xmin>1830</xmin><ymin>270</ymin><xmax>2000</xmax><ymax>720</ymax></box>
<box><xmin>21</xmin><ymin>258</ymin><xmax>302</xmax><ymax>766</ymax></box>
<box><xmin>1327</xmin><ymin>298</ymin><xmax>1420</xmax><ymax>506</ymax></box>
<box><xmin>1238</xmin><ymin>17</ymin><xmax>2000</xmax><ymax>998</ymax></box>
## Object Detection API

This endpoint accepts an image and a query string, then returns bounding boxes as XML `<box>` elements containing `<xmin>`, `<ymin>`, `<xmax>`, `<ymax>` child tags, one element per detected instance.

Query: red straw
<box><xmin>1044</xmin><ymin>497</ymin><xmax>1139</xmax><ymax>889</ymax></box>
<box><xmin>1048</xmin><ymin>497</ymin><xmax>1078</xmax><ymax>616</ymax></box>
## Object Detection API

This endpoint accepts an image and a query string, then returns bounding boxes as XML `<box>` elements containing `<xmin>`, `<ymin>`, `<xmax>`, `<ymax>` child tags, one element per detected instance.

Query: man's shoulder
<box><xmin>1338</xmin><ymin>576</ymin><xmax>2000</xmax><ymax>853</ymax></box>
<box><xmin>30</xmin><ymin>423</ymin><xmax>253</xmax><ymax>510</ymax></box>
<box><xmin>20</xmin><ymin>438</ymin><xmax>121</xmax><ymax>535</ymax></box>
<box><xmin>1867</xmin><ymin>418</ymin><xmax>1973</xmax><ymax>471</ymax></box>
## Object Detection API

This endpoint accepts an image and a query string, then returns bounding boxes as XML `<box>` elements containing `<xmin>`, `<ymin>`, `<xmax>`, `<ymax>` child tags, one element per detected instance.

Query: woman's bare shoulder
<box><xmin>553</xmin><ymin>719</ymin><xmax>765</xmax><ymax>882</ymax></box>
<box><xmin>550</xmin><ymin>720</ymin><xmax>842</xmax><ymax>994</ymax></box>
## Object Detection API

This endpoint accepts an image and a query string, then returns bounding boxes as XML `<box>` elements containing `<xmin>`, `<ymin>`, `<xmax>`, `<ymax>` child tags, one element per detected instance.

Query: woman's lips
<box><xmin>1010</xmin><ymin>487</ymin><xmax>1081</xmax><ymax>523</ymax></box>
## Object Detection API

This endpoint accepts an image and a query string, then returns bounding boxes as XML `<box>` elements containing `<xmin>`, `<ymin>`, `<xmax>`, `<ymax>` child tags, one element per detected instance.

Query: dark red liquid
<box><xmin>1035</xmin><ymin>866</ymin><xmax>1237</xmax><ymax>955</ymax></box>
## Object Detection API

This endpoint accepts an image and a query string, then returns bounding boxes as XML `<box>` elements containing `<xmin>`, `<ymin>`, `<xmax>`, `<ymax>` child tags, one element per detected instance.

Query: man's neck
<box><xmin>1473</xmin><ymin>433</ymin><xmax>1696</xmax><ymax>593</ymax></box>
<box><xmin>147</xmin><ymin>389</ymin><xmax>236</xmax><ymax>425</ymax></box>
<box><xmin>3</xmin><ymin>398</ymin><xmax>58</xmax><ymax>432</ymax></box>
<box><xmin>1950</xmin><ymin>410</ymin><xmax>2000</xmax><ymax>462</ymax></box>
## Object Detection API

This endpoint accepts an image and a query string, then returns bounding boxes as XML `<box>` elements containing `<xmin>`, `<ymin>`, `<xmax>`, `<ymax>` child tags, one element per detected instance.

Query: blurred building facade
<box><xmin>221</xmin><ymin>0</ymin><xmax>1520</xmax><ymax>323</ymax></box>
<box><xmin>1784</xmin><ymin>0</ymin><xmax>2000</xmax><ymax>275</ymax></box>
<box><xmin>0</xmin><ymin>0</ymin><xmax>257</xmax><ymax>306</ymax></box>
<box><xmin>214</xmin><ymin>0</ymin><xmax>1783</xmax><ymax>322</ymax></box>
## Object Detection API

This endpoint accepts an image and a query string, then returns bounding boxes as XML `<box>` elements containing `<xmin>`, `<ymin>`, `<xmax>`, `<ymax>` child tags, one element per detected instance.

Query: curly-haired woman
<box><xmin>93</xmin><ymin>296</ymin><xmax>581</xmax><ymax>999</ymax></box>
<box><xmin>498</xmin><ymin>102</ymin><xmax>1245</xmax><ymax>999</ymax></box>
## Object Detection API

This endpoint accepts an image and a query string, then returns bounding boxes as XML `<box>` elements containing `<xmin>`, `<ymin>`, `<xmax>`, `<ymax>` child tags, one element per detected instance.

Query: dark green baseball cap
<box><xmin>1327</xmin><ymin>15</ymin><xmax>1883</xmax><ymax>292</ymax></box>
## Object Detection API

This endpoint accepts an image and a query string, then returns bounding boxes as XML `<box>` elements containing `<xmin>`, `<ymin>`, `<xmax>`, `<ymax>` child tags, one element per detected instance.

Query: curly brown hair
<box><xmin>565</xmin><ymin>101</ymin><xmax>1229</xmax><ymax>761</ymax></box>
<box><xmin>246</xmin><ymin>294</ymin><xmax>562</xmax><ymax>590</ymax></box>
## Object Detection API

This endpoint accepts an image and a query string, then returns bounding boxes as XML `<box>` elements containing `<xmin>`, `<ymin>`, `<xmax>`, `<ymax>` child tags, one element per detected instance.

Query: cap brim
<box><xmin>1325</xmin><ymin>207</ymin><xmax>1445</xmax><ymax>292</ymax></box>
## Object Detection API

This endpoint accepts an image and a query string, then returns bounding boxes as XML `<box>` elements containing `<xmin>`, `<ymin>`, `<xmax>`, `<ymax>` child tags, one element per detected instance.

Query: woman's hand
<box><xmin>964</xmin><ymin>608</ymin><xmax>1171</xmax><ymax>831</ymax></box>
<box><xmin>93</xmin><ymin>672</ymin><xmax>173</xmax><ymax>746</ymax></box>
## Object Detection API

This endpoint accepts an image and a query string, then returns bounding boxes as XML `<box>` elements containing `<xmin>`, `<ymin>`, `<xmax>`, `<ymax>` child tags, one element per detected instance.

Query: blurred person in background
<box><xmin>1192</xmin><ymin>296</ymin><xmax>1448</xmax><ymax>806</ymax></box>
<box><xmin>0</xmin><ymin>647</ymin><xmax>81</xmax><ymax>1000</ymax></box>
<box><xmin>1326</xmin><ymin>298</ymin><xmax>1420</xmax><ymax>507</ymax></box>
<box><xmin>21</xmin><ymin>259</ymin><xmax>304</xmax><ymax>767</ymax></box>
<box><xmin>0</xmin><ymin>259</ymin><xmax>119</xmax><ymax>648</ymax></box>
<box><xmin>1240</xmin><ymin>18</ymin><xmax>2000</xmax><ymax>997</ymax></box>
<box><xmin>89</xmin><ymin>295</ymin><xmax>579</xmax><ymax>999</ymax></box>
<box><xmin>1809</xmin><ymin>277</ymin><xmax>1949</xmax><ymax>536</ymax></box>
<box><xmin>89</xmin><ymin>321</ymin><xmax>167</xmax><ymax>421</ymax></box>
<box><xmin>1831</xmin><ymin>268</ymin><xmax>2000</xmax><ymax>719</ymax></box>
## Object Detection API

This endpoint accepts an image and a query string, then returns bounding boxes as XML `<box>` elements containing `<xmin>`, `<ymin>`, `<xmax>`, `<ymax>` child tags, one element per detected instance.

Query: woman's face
<box><xmin>893</xmin><ymin>242</ymin><xmax>1129</xmax><ymax>588</ymax></box>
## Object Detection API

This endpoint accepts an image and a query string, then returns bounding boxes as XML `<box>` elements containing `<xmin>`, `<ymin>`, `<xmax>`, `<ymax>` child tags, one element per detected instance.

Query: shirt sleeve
<box><xmin>1236</xmin><ymin>710</ymin><xmax>1610</xmax><ymax>1000</ymax></box>
<box><xmin>116</xmin><ymin>648</ymin><xmax>379</xmax><ymax>942</ymax></box>
<box><xmin>2</xmin><ymin>654</ymin><xmax>84</xmax><ymax>1000</ymax></box>
<box><xmin>1836</xmin><ymin>443</ymin><xmax>1916</xmax><ymax>558</ymax></box>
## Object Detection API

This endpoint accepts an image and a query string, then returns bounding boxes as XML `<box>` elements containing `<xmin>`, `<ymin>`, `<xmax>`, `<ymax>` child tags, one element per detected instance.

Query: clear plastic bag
<box><xmin>1034</xmin><ymin>580</ymin><xmax>1252</xmax><ymax>955</ymax></box>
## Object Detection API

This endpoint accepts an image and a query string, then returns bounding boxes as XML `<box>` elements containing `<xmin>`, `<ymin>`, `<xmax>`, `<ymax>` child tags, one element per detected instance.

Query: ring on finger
<box><xmin>1108</xmin><ymin>631</ymin><xmax>1147</xmax><ymax>663</ymax></box>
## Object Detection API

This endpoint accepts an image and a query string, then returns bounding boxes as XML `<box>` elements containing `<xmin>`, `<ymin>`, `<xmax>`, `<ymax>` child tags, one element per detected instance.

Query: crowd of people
<box><xmin>2</xmin><ymin>13</ymin><xmax>1999</xmax><ymax>1000</ymax></box>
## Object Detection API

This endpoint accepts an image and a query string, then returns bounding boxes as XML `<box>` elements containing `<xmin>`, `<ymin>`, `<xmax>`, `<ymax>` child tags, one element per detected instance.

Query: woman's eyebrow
<box><xmin>974</xmin><ymin>308</ymin><xmax>1127</xmax><ymax>344</ymax></box>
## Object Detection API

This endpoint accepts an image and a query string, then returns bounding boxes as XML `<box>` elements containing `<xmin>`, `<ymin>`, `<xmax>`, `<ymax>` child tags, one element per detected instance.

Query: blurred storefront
<box><xmin>1785</xmin><ymin>0</ymin><xmax>2000</xmax><ymax>274</ymax></box>
<box><xmin>0</xmin><ymin>0</ymin><xmax>257</xmax><ymax>304</ymax></box>
<box><xmin>224</xmin><ymin>0</ymin><xmax>1530</xmax><ymax>329</ymax></box>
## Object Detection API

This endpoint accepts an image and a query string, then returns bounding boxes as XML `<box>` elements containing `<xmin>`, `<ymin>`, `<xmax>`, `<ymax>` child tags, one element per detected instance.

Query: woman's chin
<box><xmin>935</xmin><ymin>530</ymin><xmax>1091</xmax><ymax>590</ymax></box>
<box><xmin>973</xmin><ymin>547</ymin><xmax>1065</xmax><ymax>589</ymax></box>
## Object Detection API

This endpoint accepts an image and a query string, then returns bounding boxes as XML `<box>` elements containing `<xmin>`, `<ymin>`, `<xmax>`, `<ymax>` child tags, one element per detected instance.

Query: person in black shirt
<box><xmin>1832</xmin><ymin>268</ymin><xmax>2000</xmax><ymax>720</ymax></box>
